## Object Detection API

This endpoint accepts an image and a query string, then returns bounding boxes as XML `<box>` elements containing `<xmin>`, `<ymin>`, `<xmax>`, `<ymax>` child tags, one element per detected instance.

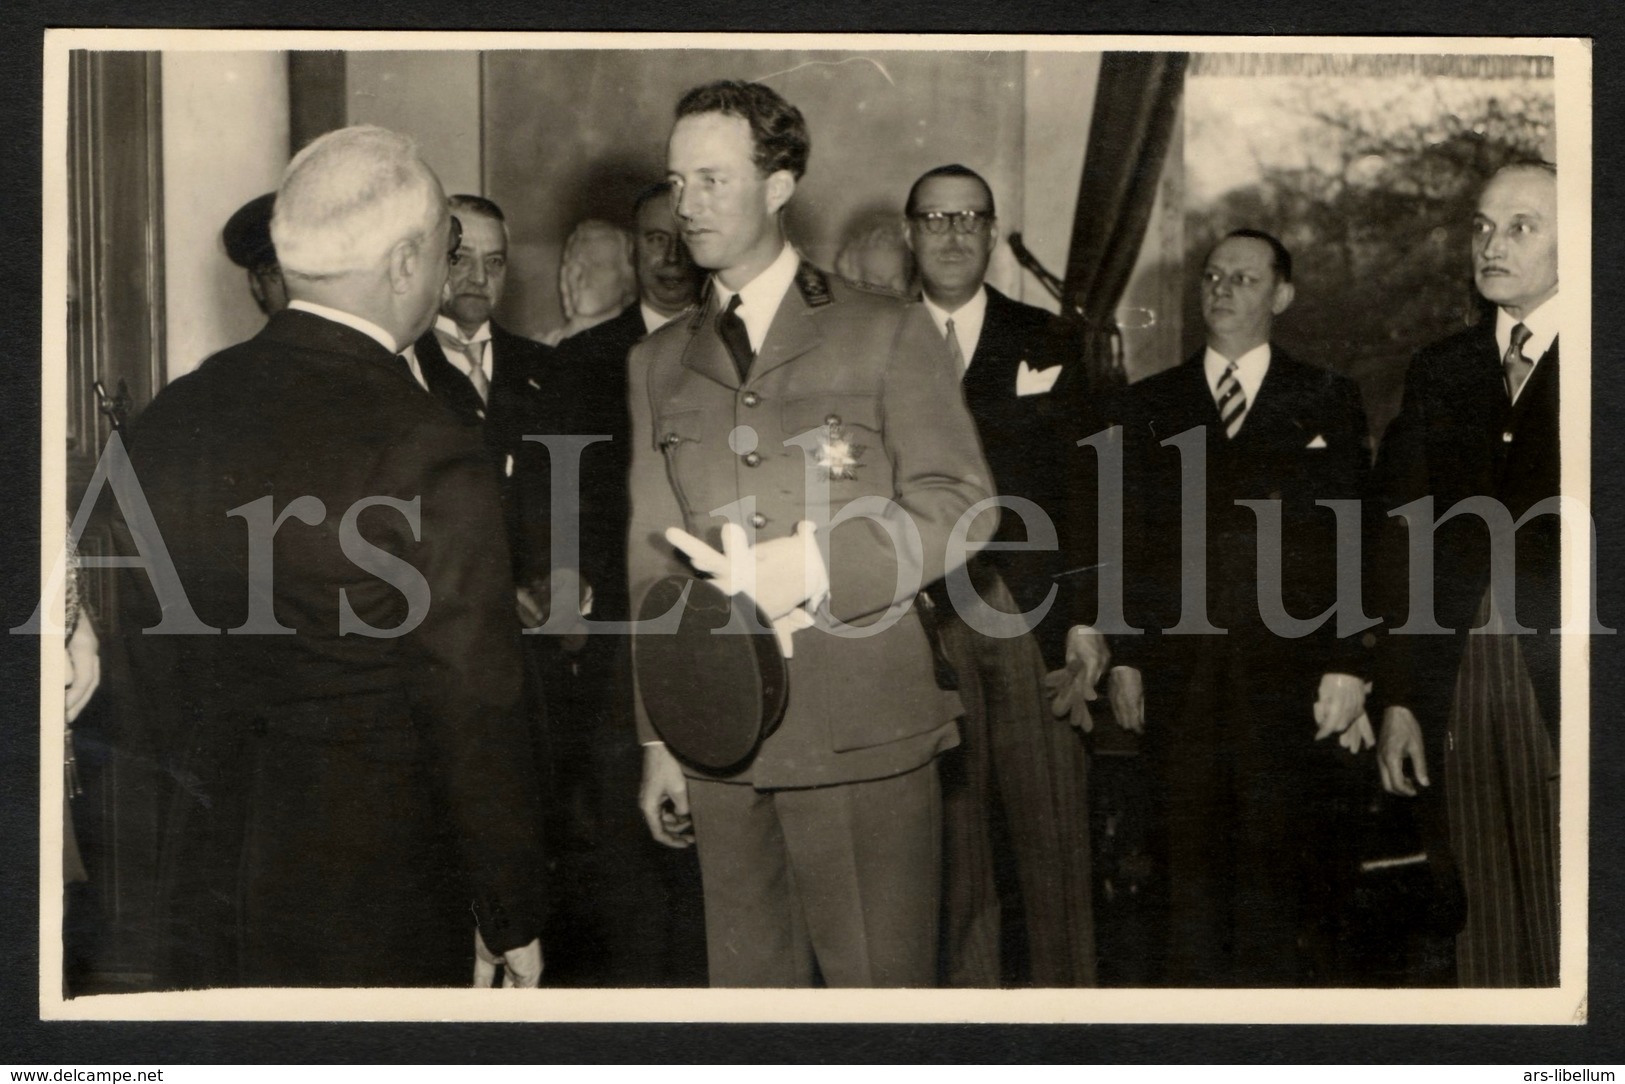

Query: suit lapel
<box><xmin>1511</xmin><ymin>335</ymin><xmax>1558</xmax><ymax>424</ymax></box>
<box><xmin>417</xmin><ymin>331</ymin><xmax>486</xmax><ymax>424</ymax></box>
<box><xmin>681</xmin><ymin>264</ymin><xmax>829</xmax><ymax>387</ymax></box>
<box><xmin>963</xmin><ymin>287</ymin><xmax>1018</xmax><ymax>403</ymax></box>
<box><xmin>1233</xmin><ymin>349</ymin><xmax>1308</xmax><ymax>448</ymax></box>
<box><xmin>681</xmin><ymin>291</ymin><xmax>745</xmax><ymax>389</ymax></box>
<box><xmin>487</xmin><ymin>326</ymin><xmax>533</xmax><ymax>399</ymax></box>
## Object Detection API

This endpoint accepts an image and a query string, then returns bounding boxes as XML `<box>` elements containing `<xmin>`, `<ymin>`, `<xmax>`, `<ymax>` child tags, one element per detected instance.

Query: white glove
<box><xmin>1340</xmin><ymin>711</ymin><xmax>1377</xmax><ymax>754</ymax></box>
<box><xmin>667</xmin><ymin>521</ymin><xmax>829</xmax><ymax>656</ymax></box>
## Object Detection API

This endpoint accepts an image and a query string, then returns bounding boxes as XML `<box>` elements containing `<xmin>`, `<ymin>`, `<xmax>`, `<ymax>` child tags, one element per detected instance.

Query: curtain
<box><xmin>1060</xmin><ymin>51</ymin><xmax>1189</xmax><ymax>393</ymax></box>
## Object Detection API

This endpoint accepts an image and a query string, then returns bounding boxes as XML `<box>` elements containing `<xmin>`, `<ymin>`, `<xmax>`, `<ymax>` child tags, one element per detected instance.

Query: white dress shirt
<box><xmin>921</xmin><ymin>286</ymin><xmax>989</xmax><ymax>373</ymax></box>
<box><xmin>711</xmin><ymin>242</ymin><xmax>801</xmax><ymax>353</ymax></box>
<box><xmin>1497</xmin><ymin>295</ymin><xmax>1559</xmax><ymax>405</ymax></box>
<box><xmin>433</xmin><ymin>314</ymin><xmax>493</xmax><ymax>376</ymax></box>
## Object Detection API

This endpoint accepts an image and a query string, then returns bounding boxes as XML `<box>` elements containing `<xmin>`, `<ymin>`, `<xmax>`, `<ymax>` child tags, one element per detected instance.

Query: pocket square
<box><xmin>1016</xmin><ymin>360</ymin><xmax>1063</xmax><ymax>397</ymax></box>
<box><xmin>1306</xmin><ymin>434</ymin><xmax>1328</xmax><ymax>449</ymax></box>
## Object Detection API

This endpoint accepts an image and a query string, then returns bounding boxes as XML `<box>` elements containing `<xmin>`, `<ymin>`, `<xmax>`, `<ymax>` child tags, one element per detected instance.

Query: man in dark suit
<box><xmin>412</xmin><ymin>194</ymin><xmax>552</xmax><ymax>586</ymax></box>
<box><xmin>901</xmin><ymin>163</ymin><xmax>1103</xmax><ymax>987</ymax></box>
<box><xmin>115</xmin><ymin>126</ymin><xmax>546</xmax><ymax>988</ymax></box>
<box><xmin>546</xmin><ymin>181</ymin><xmax>704</xmax><ymax>985</ymax></box>
<box><xmin>552</xmin><ymin>182</ymin><xmax>701</xmax><ymax>647</ymax></box>
<box><xmin>630</xmin><ymin>81</ymin><xmax>995</xmax><ymax>987</ymax></box>
<box><xmin>1109</xmin><ymin>229</ymin><xmax>1372</xmax><ymax>986</ymax></box>
<box><xmin>1371</xmin><ymin>162</ymin><xmax>1563</xmax><ymax>986</ymax></box>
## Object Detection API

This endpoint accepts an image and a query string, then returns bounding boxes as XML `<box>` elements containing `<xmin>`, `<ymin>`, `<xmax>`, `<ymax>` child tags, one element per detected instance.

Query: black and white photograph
<box><xmin>30</xmin><ymin>30</ymin><xmax>1591</xmax><ymax>1026</ymax></box>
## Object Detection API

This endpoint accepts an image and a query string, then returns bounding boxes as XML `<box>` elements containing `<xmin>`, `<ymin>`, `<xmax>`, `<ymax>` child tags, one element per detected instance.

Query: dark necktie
<box><xmin>1503</xmin><ymin>321</ymin><xmax>1534</xmax><ymax>401</ymax></box>
<box><xmin>718</xmin><ymin>294</ymin><xmax>754</xmax><ymax>382</ymax></box>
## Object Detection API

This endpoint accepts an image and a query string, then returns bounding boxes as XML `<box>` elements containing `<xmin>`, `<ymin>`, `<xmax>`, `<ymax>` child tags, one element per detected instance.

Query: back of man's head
<box><xmin>273</xmin><ymin>125</ymin><xmax>443</xmax><ymax>280</ymax></box>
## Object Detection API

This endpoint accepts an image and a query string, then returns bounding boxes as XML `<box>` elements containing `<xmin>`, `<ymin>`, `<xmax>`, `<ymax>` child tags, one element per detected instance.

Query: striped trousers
<box><xmin>936</xmin><ymin>579</ymin><xmax>1096</xmax><ymax>987</ymax></box>
<box><xmin>1445</xmin><ymin>593</ymin><xmax>1560</xmax><ymax>987</ymax></box>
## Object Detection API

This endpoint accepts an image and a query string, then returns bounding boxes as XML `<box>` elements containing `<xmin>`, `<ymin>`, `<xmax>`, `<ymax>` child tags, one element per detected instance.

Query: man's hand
<box><xmin>65</xmin><ymin>616</ymin><xmax>100</xmax><ymax>725</ymax></box>
<box><xmin>666</xmin><ymin>521</ymin><xmax>828</xmax><ymax>622</ymax></box>
<box><xmin>473</xmin><ymin>931</ymin><xmax>543</xmax><ymax>988</ymax></box>
<box><xmin>1046</xmin><ymin>626</ymin><xmax>1111</xmax><ymax>732</ymax></box>
<box><xmin>1313</xmin><ymin>672</ymin><xmax>1369</xmax><ymax>740</ymax></box>
<box><xmin>1377</xmin><ymin>705</ymin><xmax>1430</xmax><ymax>797</ymax></box>
<box><xmin>1107</xmin><ymin>665</ymin><xmax>1145</xmax><ymax>734</ymax></box>
<box><xmin>517</xmin><ymin>571</ymin><xmax>592</xmax><ymax>651</ymax></box>
<box><xmin>639</xmin><ymin>741</ymin><xmax>694</xmax><ymax>848</ymax></box>
<box><xmin>515</xmin><ymin>582</ymin><xmax>548</xmax><ymax>629</ymax></box>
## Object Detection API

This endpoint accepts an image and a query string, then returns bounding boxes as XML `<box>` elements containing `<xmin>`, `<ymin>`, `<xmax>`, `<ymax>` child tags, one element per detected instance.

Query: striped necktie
<box><xmin>1215</xmin><ymin>360</ymin><xmax>1247</xmax><ymax>438</ymax></box>
<box><xmin>1503</xmin><ymin>321</ymin><xmax>1534</xmax><ymax>402</ymax></box>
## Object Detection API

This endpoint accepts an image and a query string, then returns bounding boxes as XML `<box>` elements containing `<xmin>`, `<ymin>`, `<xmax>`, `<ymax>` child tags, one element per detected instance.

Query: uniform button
<box><xmin>1503</xmin><ymin>431</ymin><xmax>1514</xmax><ymax>443</ymax></box>
<box><xmin>664</xmin><ymin>433</ymin><xmax>681</xmax><ymax>447</ymax></box>
<box><xmin>743</xmin><ymin>452</ymin><xmax>762</xmax><ymax>467</ymax></box>
<box><xmin>750</xmin><ymin>512</ymin><xmax>769</xmax><ymax>529</ymax></box>
<box><xmin>742</xmin><ymin>391</ymin><xmax>761</xmax><ymax>408</ymax></box>
<box><xmin>824</xmin><ymin>413</ymin><xmax>842</xmax><ymax>428</ymax></box>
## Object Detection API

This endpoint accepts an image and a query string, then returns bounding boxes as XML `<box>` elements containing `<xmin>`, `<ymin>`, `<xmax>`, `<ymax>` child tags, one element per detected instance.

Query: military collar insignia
<box><xmin>796</xmin><ymin>262</ymin><xmax>834</xmax><ymax>308</ymax></box>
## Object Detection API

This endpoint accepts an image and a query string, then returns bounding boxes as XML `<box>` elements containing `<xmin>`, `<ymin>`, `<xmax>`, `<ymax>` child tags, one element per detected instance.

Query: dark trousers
<box><xmin>687</xmin><ymin>762</ymin><xmax>941</xmax><ymax>987</ymax></box>
<box><xmin>541</xmin><ymin>636</ymin><xmax>706</xmax><ymax>987</ymax></box>
<box><xmin>1446</xmin><ymin>600</ymin><xmax>1560</xmax><ymax>987</ymax></box>
<box><xmin>1150</xmin><ymin>642</ymin><xmax>1359</xmax><ymax>987</ymax></box>
<box><xmin>937</xmin><ymin>611</ymin><xmax>1096</xmax><ymax>987</ymax></box>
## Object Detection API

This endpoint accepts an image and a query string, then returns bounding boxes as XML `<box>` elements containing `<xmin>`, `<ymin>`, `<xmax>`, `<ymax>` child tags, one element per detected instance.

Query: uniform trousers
<box><xmin>1445</xmin><ymin>595</ymin><xmax>1561</xmax><ymax>987</ymax></box>
<box><xmin>687</xmin><ymin>762</ymin><xmax>941</xmax><ymax>987</ymax></box>
<box><xmin>937</xmin><ymin>608</ymin><xmax>1095</xmax><ymax>987</ymax></box>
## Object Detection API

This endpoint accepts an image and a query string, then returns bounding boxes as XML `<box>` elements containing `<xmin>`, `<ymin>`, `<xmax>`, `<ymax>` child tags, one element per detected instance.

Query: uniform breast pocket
<box><xmin>654</xmin><ymin>407</ymin><xmax>707</xmax><ymax>514</ymax></box>
<box><xmin>781</xmin><ymin>394</ymin><xmax>883</xmax><ymax>488</ymax></box>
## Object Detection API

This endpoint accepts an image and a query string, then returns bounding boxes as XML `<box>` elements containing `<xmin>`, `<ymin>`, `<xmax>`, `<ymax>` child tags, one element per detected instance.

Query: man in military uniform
<box><xmin>628</xmin><ymin>80</ymin><xmax>996</xmax><ymax>987</ymax></box>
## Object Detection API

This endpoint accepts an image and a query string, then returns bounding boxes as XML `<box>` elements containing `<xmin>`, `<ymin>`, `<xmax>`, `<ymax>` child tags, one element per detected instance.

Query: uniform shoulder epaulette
<box><xmin>796</xmin><ymin>262</ymin><xmax>834</xmax><ymax>308</ymax></box>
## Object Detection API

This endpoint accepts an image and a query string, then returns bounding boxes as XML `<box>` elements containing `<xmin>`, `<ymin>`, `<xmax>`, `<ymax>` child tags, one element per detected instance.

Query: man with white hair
<box><xmin>541</xmin><ymin>219</ymin><xmax>637</xmax><ymax>345</ymax></box>
<box><xmin>115</xmin><ymin>125</ymin><xmax>546</xmax><ymax>988</ymax></box>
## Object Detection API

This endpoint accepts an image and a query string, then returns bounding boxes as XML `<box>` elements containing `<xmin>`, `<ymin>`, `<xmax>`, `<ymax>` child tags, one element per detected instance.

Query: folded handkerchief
<box><xmin>1306</xmin><ymin>434</ymin><xmax>1328</xmax><ymax>449</ymax></box>
<box><xmin>1016</xmin><ymin>360</ymin><xmax>1063</xmax><ymax>397</ymax></box>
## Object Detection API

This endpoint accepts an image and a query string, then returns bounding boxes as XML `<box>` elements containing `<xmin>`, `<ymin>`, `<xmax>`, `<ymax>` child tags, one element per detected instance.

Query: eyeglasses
<box><xmin>909</xmin><ymin>210</ymin><xmax>994</xmax><ymax>235</ymax></box>
<box><xmin>447</xmin><ymin>215</ymin><xmax>463</xmax><ymax>259</ymax></box>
